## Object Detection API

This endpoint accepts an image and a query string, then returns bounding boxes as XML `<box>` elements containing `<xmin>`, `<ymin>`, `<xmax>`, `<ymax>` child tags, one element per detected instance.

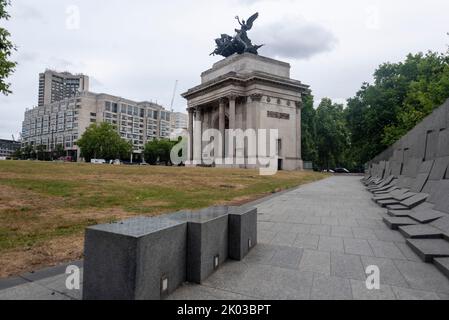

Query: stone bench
<box><xmin>82</xmin><ymin>206</ymin><xmax>257</xmax><ymax>300</ymax></box>
<box><xmin>82</xmin><ymin>216</ymin><xmax>187</xmax><ymax>300</ymax></box>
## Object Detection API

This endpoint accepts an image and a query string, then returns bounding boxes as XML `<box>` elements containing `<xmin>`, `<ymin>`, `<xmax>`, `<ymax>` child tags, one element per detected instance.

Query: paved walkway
<box><xmin>2</xmin><ymin>176</ymin><xmax>449</xmax><ymax>300</ymax></box>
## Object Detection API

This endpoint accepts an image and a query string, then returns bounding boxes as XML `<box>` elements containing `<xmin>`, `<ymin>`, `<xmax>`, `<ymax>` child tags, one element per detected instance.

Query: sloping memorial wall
<box><xmin>365</xmin><ymin>98</ymin><xmax>449</xmax><ymax>278</ymax></box>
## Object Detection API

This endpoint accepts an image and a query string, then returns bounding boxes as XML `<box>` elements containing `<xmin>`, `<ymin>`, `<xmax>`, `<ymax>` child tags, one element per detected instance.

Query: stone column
<box><xmin>296</xmin><ymin>100</ymin><xmax>303</xmax><ymax>170</ymax></box>
<box><xmin>228</xmin><ymin>96</ymin><xmax>236</xmax><ymax>130</ymax></box>
<box><xmin>228</xmin><ymin>95</ymin><xmax>237</xmax><ymax>164</ymax></box>
<box><xmin>219</xmin><ymin>98</ymin><xmax>226</xmax><ymax>160</ymax></box>
<box><xmin>188</xmin><ymin>108</ymin><xmax>194</xmax><ymax>163</ymax></box>
<box><xmin>194</xmin><ymin>108</ymin><xmax>203</xmax><ymax>164</ymax></box>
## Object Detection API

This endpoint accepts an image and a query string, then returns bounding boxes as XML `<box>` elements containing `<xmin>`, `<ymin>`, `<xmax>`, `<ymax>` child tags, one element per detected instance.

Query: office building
<box><xmin>38</xmin><ymin>70</ymin><xmax>89</xmax><ymax>106</ymax></box>
<box><xmin>22</xmin><ymin>91</ymin><xmax>171</xmax><ymax>161</ymax></box>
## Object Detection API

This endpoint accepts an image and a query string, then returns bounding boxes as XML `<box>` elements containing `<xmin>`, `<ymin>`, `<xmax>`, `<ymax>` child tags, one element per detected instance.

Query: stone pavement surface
<box><xmin>2</xmin><ymin>176</ymin><xmax>449</xmax><ymax>300</ymax></box>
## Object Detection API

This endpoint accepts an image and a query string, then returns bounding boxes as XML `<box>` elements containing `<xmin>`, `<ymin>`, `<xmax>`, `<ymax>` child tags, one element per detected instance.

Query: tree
<box><xmin>345</xmin><ymin>49</ymin><xmax>449</xmax><ymax>164</ymax></box>
<box><xmin>11</xmin><ymin>148</ymin><xmax>22</xmax><ymax>159</ymax></box>
<box><xmin>21</xmin><ymin>145</ymin><xmax>35</xmax><ymax>160</ymax></box>
<box><xmin>35</xmin><ymin>145</ymin><xmax>47</xmax><ymax>161</ymax></box>
<box><xmin>143</xmin><ymin>140</ymin><xmax>159</xmax><ymax>165</ymax></box>
<box><xmin>77</xmin><ymin>123</ymin><xmax>133</xmax><ymax>162</ymax></box>
<box><xmin>143</xmin><ymin>139</ymin><xmax>178</xmax><ymax>165</ymax></box>
<box><xmin>315</xmin><ymin>98</ymin><xmax>349</xmax><ymax>170</ymax></box>
<box><xmin>0</xmin><ymin>0</ymin><xmax>17</xmax><ymax>95</ymax></box>
<box><xmin>301</xmin><ymin>94</ymin><xmax>318</xmax><ymax>164</ymax></box>
<box><xmin>53</xmin><ymin>144</ymin><xmax>66</xmax><ymax>159</ymax></box>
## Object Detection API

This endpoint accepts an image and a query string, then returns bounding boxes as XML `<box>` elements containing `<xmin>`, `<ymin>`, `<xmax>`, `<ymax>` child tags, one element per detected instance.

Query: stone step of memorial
<box><xmin>434</xmin><ymin>257</ymin><xmax>449</xmax><ymax>278</ymax></box>
<box><xmin>409</xmin><ymin>210</ymin><xmax>445</xmax><ymax>223</ymax></box>
<box><xmin>406</xmin><ymin>239</ymin><xmax>449</xmax><ymax>262</ymax></box>
<box><xmin>387</xmin><ymin>194</ymin><xmax>428</xmax><ymax>211</ymax></box>
<box><xmin>378</xmin><ymin>199</ymin><xmax>403</xmax><ymax>207</ymax></box>
<box><xmin>373</xmin><ymin>187</ymin><xmax>399</xmax><ymax>195</ymax></box>
<box><xmin>383</xmin><ymin>216</ymin><xmax>418</xmax><ymax>230</ymax></box>
<box><xmin>399</xmin><ymin>224</ymin><xmax>447</xmax><ymax>239</ymax></box>
<box><xmin>388</xmin><ymin>208</ymin><xmax>444</xmax><ymax>223</ymax></box>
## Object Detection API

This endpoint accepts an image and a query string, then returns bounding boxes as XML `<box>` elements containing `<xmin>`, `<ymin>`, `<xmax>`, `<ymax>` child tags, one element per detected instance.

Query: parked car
<box><xmin>109</xmin><ymin>159</ymin><xmax>121</xmax><ymax>165</ymax></box>
<box><xmin>91</xmin><ymin>159</ymin><xmax>106</xmax><ymax>164</ymax></box>
<box><xmin>334</xmin><ymin>168</ymin><xmax>350</xmax><ymax>173</ymax></box>
<box><xmin>58</xmin><ymin>156</ymin><xmax>73</xmax><ymax>162</ymax></box>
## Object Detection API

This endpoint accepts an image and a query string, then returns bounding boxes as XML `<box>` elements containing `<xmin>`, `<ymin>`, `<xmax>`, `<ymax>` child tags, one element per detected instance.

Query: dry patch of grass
<box><xmin>0</xmin><ymin>161</ymin><xmax>327</xmax><ymax>278</ymax></box>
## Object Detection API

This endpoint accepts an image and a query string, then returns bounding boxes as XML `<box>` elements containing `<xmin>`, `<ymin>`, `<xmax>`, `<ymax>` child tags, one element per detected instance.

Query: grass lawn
<box><xmin>0</xmin><ymin>161</ymin><xmax>327</xmax><ymax>278</ymax></box>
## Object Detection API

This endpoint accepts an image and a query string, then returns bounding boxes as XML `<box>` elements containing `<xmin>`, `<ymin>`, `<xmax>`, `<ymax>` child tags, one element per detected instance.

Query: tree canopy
<box><xmin>77</xmin><ymin>123</ymin><xmax>133</xmax><ymax>162</ymax></box>
<box><xmin>345</xmin><ymin>50</ymin><xmax>449</xmax><ymax>164</ymax></box>
<box><xmin>0</xmin><ymin>0</ymin><xmax>16</xmax><ymax>95</ymax></box>
<box><xmin>302</xmin><ymin>47</ymin><xmax>449</xmax><ymax>170</ymax></box>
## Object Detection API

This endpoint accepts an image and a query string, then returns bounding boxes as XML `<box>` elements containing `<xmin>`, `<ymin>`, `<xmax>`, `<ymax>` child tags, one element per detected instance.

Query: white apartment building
<box><xmin>21</xmin><ymin>91</ymin><xmax>171</xmax><ymax>161</ymax></box>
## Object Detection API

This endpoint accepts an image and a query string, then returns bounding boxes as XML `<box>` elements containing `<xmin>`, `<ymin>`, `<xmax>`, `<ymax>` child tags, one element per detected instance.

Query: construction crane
<box><xmin>170</xmin><ymin>80</ymin><xmax>178</xmax><ymax>113</ymax></box>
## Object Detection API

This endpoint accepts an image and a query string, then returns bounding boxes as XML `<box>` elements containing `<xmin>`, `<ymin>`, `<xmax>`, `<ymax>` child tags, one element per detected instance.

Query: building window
<box><xmin>105</xmin><ymin>101</ymin><xmax>111</xmax><ymax>111</ymax></box>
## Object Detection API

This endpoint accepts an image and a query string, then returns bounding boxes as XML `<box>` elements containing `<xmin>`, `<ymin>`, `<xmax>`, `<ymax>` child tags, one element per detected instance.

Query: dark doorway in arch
<box><xmin>278</xmin><ymin>159</ymin><xmax>283</xmax><ymax>171</ymax></box>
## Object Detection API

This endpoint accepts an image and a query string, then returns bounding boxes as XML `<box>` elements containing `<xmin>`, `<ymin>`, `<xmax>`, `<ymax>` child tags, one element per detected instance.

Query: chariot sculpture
<box><xmin>210</xmin><ymin>12</ymin><xmax>264</xmax><ymax>58</ymax></box>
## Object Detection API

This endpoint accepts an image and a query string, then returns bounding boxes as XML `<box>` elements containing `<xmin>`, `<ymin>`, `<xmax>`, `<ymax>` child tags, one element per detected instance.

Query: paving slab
<box><xmin>360</xmin><ymin>256</ymin><xmax>408</xmax><ymax>287</ymax></box>
<box><xmin>292</xmin><ymin>234</ymin><xmax>319</xmax><ymax>250</ymax></box>
<box><xmin>368</xmin><ymin>240</ymin><xmax>407</xmax><ymax>259</ymax></box>
<box><xmin>330</xmin><ymin>253</ymin><xmax>365</xmax><ymax>280</ymax></box>
<box><xmin>318</xmin><ymin>236</ymin><xmax>345</xmax><ymax>253</ymax></box>
<box><xmin>350</xmin><ymin>280</ymin><xmax>396</xmax><ymax>300</ymax></box>
<box><xmin>351</xmin><ymin>227</ymin><xmax>378</xmax><ymax>240</ymax></box>
<box><xmin>331</xmin><ymin>226</ymin><xmax>354</xmax><ymax>238</ymax></box>
<box><xmin>0</xmin><ymin>282</ymin><xmax>70</xmax><ymax>300</ymax></box>
<box><xmin>299</xmin><ymin>250</ymin><xmax>331</xmax><ymax>275</ymax></box>
<box><xmin>394</xmin><ymin>260</ymin><xmax>449</xmax><ymax>293</ymax></box>
<box><xmin>391</xmin><ymin>286</ymin><xmax>441</xmax><ymax>300</ymax></box>
<box><xmin>268</xmin><ymin>246</ymin><xmax>303</xmax><ymax>269</ymax></box>
<box><xmin>344</xmin><ymin>238</ymin><xmax>374</xmax><ymax>256</ymax></box>
<box><xmin>374</xmin><ymin>229</ymin><xmax>407</xmax><ymax>243</ymax></box>
<box><xmin>311</xmin><ymin>274</ymin><xmax>353</xmax><ymax>300</ymax></box>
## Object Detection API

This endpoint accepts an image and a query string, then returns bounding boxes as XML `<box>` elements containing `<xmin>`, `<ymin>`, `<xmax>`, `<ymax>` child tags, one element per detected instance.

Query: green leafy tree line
<box><xmin>302</xmin><ymin>96</ymin><xmax>351</xmax><ymax>171</ymax></box>
<box><xmin>0</xmin><ymin>0</ymin><xmax>16</xmax><ymax>95</ymax></box>
<box><xmin>345</xmin><ymin>49</ymin><xmax>449</xmax><ymax>164</ymax></box>
<box><xmin>13</xmin><ymin>143</ymin><xmax>67</xmax><ymax>160</ymax></box>
<box><xmin>302</xmin><ymin>46</ymin><xmax>449</xmax><ymax>170</ymax></box>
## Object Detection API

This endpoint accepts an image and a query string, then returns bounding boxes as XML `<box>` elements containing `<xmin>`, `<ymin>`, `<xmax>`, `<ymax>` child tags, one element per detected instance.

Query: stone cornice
<box><xmin>182</xmin><ymin>71</ymin><xmax>310</xmax><ymax>100</ymax></box>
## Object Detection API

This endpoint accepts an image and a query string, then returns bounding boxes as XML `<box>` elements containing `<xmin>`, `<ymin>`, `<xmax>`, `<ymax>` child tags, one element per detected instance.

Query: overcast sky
<box><xmin>1</xmin><ymin>0</ymin><xmax>448</xmax><ymax>139</ymax></box>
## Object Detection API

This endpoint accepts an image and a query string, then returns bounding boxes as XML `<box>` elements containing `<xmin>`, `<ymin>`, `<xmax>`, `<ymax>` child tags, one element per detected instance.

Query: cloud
<box><xmin>14</xmin><ymin>3</ymin><xmax>45</xmax><ymax>22</ymax></box>
<box><xmin>17</xmin><ymin>52</ymin><xmax>39</xmax><ymax>63</ymax></box>
<box><xmin>252</xmin><ymin>17</ymin><xmax>337</xmax><ymax>60</ymax></box>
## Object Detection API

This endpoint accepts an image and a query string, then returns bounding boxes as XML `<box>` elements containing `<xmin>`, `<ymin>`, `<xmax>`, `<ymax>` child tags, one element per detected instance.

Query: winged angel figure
<box><xmin>211</xmin><ymin>13</ymin><xmax>264</xmax><ymax>57</ymax></box>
